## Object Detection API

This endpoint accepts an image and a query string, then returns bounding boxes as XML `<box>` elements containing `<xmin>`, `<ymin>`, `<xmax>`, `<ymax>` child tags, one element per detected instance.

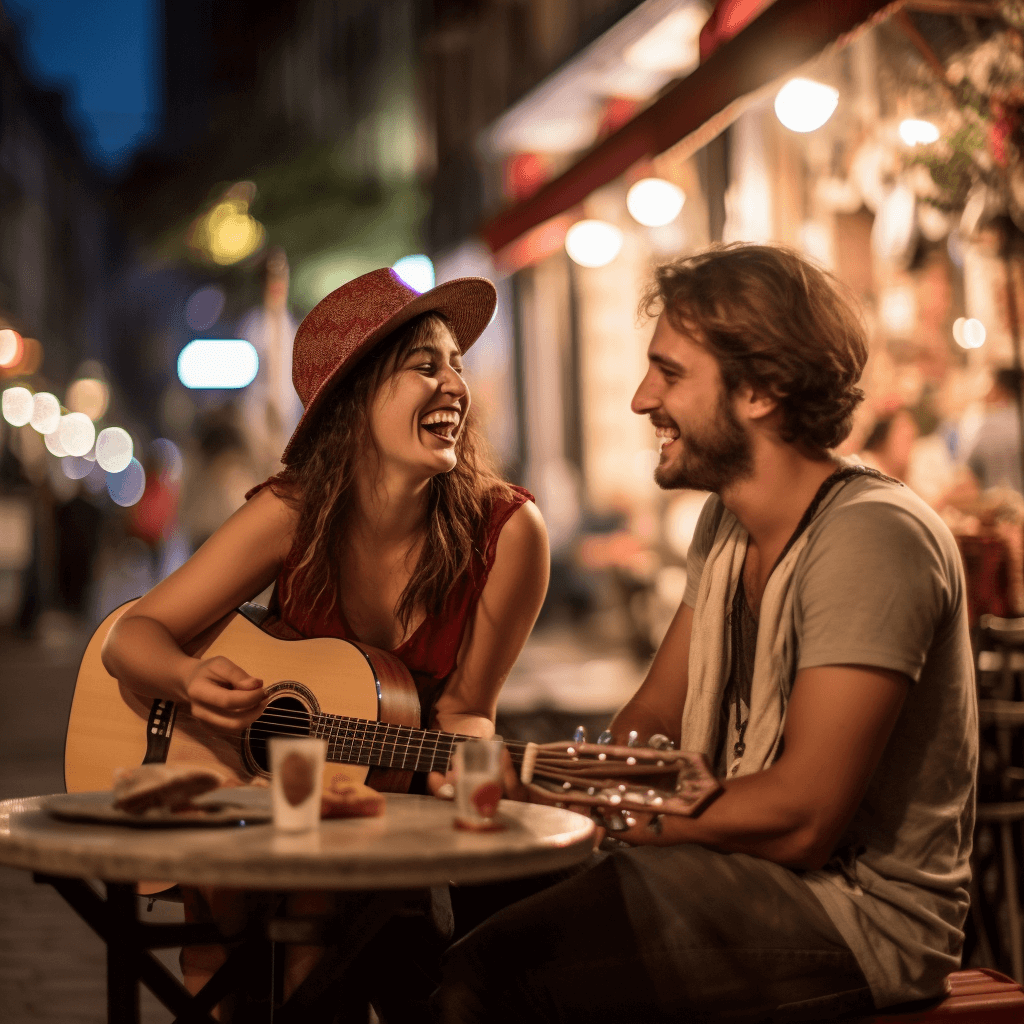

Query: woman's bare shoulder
<box><xmin>499</xmin><ymin>497</ymin><xmax>546</xmax><ymax>541</ymax></box>
<box><xmin>492</xmin><ymin>498</ymin><xmax>548</xmax><ymax>570</ymax></box>
<box><xmin>244</xmin><ymin>479</ymin><xmax>301</xmax><ymax>530</ymax></box>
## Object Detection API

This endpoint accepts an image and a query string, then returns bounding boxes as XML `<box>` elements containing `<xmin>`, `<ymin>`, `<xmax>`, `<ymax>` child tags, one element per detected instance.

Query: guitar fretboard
<box><xmin>306</xmin><ymin>715</ymin><xmax>524</xmax><ymax>774</ymax></box>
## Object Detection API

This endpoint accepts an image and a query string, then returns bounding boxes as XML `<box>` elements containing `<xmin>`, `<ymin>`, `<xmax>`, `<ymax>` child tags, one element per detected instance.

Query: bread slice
<box><xmin>112</xmin><ymin>764</ymin><xmax>226</xmax><ymax>814</ymax></box>
<box><xmin>320</xmin><ymin>776</ymin><xmax>385</xmax><ymax>818</ymax></box>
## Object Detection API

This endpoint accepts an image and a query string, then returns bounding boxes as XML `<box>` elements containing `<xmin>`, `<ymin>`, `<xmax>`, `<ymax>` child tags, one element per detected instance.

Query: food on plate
<box><xmin>320</xmin><ymin>775</ymin><xmax>385</xmax><ymax>818</ymax></box>
<box><xmin>112</xmin><ymin>764</ymin><xmax>226</xmax><ymax>814</ymax></box>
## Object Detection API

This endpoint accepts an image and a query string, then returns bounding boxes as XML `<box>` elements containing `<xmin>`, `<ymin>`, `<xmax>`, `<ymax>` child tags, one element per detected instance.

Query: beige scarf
<box><xmin>681</xmin><ymin>465</ymin><xmax>871</xmax><ymax>777</ymax></box>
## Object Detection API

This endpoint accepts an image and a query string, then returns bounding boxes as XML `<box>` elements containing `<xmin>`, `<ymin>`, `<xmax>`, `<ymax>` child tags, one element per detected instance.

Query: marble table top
<box><xmin>0</xmin><ymin>792</ymin><xmax>596</xmax><ymax>890</ymax></box>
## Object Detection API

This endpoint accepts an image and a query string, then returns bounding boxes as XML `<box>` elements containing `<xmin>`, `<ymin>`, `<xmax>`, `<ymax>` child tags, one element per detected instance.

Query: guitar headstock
<box><xmin>519</xmin><ymin>740</ymin><xmax>720</xmax><ymax>817</ymax></box>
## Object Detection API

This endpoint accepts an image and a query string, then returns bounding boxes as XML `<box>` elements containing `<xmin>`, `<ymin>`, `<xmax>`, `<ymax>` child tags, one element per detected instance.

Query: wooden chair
<box><xmin>972</xmin><ymin>614</ymin><xmax>1024</xmax><ymax>982</ymax></box>
<box><xmin>848</xmin><ymin>968</ymin><xmax>1024</xmax><ymax>1021</ymax></box>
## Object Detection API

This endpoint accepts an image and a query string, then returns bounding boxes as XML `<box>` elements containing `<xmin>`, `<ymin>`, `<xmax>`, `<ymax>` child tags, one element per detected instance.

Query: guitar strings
<box><xmin>195</xmin><ymin>724</ymin><xmax>672</xmax><ymax>791</ymax></box>
<box><xmin>236</xmin><ymin>704</ymin><xmax>616</xmax><ymax>762</ymax></box>
<box><xmin>239</xmin><ymin>705</ymin><xmax>537</xmax><ymax>756</ymax></box>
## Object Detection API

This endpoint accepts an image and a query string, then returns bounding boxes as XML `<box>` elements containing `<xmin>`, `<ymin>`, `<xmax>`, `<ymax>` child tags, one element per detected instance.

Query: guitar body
<box><xmin>65</xmin><ymin>600</ymin><xmax>421</xmax><ymax>797</ymax></box>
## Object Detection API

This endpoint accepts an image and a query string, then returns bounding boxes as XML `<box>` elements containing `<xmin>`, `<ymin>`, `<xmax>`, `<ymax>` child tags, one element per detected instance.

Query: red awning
<box><xmin>481</xmin><ymin>0</ymin><xmax>905</xmax><ymax>256</ymax></box>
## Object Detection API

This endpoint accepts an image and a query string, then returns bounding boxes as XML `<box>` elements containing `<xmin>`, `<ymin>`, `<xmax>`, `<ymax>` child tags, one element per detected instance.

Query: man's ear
<box><xmin>733</xmin><ymin>385</ymin><xmax>779</xmax><ymax>423</ymax></box>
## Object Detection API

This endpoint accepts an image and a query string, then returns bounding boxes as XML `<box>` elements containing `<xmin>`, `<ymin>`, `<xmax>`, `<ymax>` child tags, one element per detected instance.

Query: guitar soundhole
<box><xmin>247</xmin><ymin>696</ymin><xmax>311</xmax><ymax>774</ymax></box>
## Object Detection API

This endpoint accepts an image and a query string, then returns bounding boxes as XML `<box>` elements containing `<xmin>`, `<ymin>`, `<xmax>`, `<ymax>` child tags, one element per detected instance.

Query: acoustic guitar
<box><xmin>66</xmin><ymin>601</ymin><xmax>720</xmax><ymax>820</ymax></box>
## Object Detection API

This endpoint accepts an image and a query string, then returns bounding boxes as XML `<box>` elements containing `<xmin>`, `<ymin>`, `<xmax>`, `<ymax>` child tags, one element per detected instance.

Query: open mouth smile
<box><xmin>655</xmin><ymin>425</ymin><xmax>680</xmax><ymax>452</ymax></box>
<box><xmin>420</xmin><ymin>409</ymin><xmax>461</xmax><ymax>443</ymax></box>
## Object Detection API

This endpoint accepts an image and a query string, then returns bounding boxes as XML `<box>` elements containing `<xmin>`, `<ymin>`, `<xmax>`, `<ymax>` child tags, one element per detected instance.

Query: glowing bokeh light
<box><xmin>2</xmin><ymin>386</ymin><xmax>34</xmax><ymax>426</ymax></box>
<box><xmin>963</xmin><ymin>319</ymin><xmax>986</xmax><ymax>348</ymax></box>
<box><xmin>66</xmin><ymin>378</ymin><xmax>110</xmax><ymax>420</ymax></box>
<box><xmin>774</xmin><ymin>78</ymin><xmax>839</xmax><ymax>133</ymax></box>
<box><xmin>58</xmin><ymin>412</ymin><xmax>96</xmax><ymax>457</ymax></box>
<box><xmin>879</xmin><ymin>287</ymin><xmax>916</xmax><ymax>338</ymax></box>
<box><xmin>206</xmin><ymin>200</ymin><xmax>265</xmax><ymax>265</ymax></box>
<box><xmin>565</xmin><ymin>220</ymin><xmax>624</xmax><ymax>268</ymax></box>
<box><xmin>177</xmin><ymin>339</ymin><xmax>259</xmax><ymax>389</ymax></box>
<box><xmin>30</xmin><ymin>392</ymin><xmax>61</xmax><ymax>435</ymax></box>
<box><xmin>626</xmin><ymin>178</ymin><xmax>686</xmax><ymax>227</ymax></box>
<box><xmin>107</xmin><ymin>457</ymin><xmax>147</xmax><ymax>507</ymax></box>
<box><xmin>43</xmin><ymin>430</ymin><xmax>67</xmax><ymax>457</ymax></box>
<box><xmin>899</xmin><ymin>119</ymin><xmax>940</xmax><ymax>146</ymax></box>
<box><xmin>185</xmin><ymin>285</ymin><xmax>226</xmax><ymax>330</ymax></box>
<box><xmin>95</xmin><ymin>426</ymin><xmax>134</xmax><ymax>473</ymax></box>
<box><xmin>955</xmin><ymin>318</ymin><xmax>986</xmax><ymax>349</ymax></box>
<box><xmin>952</xmin><ymin>317</ymin><xmax>966</xmax><ymax>347</ymax></box>
<box><xmin>0</xmin><ymin>329</ymin><xmax>22</xmax><ymax>367</ymax></box>
<box><xmin>392</xmin><ymin>255</ymin><xmax>435</xmax><ymax>293</ymax></box>
<box><xmin>62</xmin><ymin>456</ymin><xmax>95</xmax><ymax>480</ymax></box>
<box><xmin>12</xmin><ymin>337</ymin><xmax>43</xmax><ymax>376</ymax></box>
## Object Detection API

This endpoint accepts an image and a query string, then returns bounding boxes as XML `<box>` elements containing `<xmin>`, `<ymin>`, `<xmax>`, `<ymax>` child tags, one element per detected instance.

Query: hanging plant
<box><xmin>897</xmin><ymin>10</ymin><xmax>1024</xmax><ymax>230</ymax></box>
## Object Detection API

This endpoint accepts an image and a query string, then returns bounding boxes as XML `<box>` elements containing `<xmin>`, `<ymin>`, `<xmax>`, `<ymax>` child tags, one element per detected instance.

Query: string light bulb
<box><xmin>774</xmin><ymin>78</ymin><xmax>839</xmax><ymax>133</ymax></box>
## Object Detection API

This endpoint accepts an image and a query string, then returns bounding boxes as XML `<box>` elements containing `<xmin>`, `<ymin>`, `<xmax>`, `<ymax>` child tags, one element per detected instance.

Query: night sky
<box><xmin>5</xmin><ymin>0</ymin><xmax>160</xmax><ymax>171</ymax></box>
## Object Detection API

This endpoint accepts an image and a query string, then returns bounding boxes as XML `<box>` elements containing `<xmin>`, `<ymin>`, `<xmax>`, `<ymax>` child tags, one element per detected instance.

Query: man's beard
<box><xmin>654</xmin><ymin>391</ymin><xmax>754</xmax><ymax>492</ymax></box>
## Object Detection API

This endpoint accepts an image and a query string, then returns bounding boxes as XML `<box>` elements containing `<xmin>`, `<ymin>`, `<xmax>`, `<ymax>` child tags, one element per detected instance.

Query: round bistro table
<box><xmin>0</xmin><ymin>792</ymin><xmax>596</xmax><ymax>1023</ymax></box>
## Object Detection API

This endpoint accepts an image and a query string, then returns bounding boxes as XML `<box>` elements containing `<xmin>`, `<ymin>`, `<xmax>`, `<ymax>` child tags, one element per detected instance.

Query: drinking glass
<box><xmin>269</xmin><ymin>736</ymin><xmax>327</xmax><ymax>832</ymax></box>
<box><xmin>453</xmin><ymin>738</ymin><xmax>505</xmax><ymax>831</ymax></box>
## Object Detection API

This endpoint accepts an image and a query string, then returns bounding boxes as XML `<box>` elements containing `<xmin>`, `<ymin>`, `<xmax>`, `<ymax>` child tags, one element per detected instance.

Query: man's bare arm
<box><xmin>616</xmin><ymin>663</ymin><xmax>909</xmax><ymax>870</ymax></box>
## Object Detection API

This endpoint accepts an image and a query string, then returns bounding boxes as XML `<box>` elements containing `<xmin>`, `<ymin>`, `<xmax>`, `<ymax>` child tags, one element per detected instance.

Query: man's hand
<box><xmin>184</xmin><ymin>656</ymin><xmax>266</xmax><ymax>734</ymax></box>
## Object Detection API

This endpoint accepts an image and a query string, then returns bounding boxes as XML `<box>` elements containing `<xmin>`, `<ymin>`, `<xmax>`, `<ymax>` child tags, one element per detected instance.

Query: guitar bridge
<box><xmin>142</xmin><ymin>699</ymin><xmax>177</xmax><ymax>764</ymax></box>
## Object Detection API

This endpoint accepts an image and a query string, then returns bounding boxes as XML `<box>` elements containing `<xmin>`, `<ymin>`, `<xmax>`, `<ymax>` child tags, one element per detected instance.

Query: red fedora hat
<box><xmin>281</xmin><ymin>268</ymin><xmax>496</xmax><ymax>464</ymax></box>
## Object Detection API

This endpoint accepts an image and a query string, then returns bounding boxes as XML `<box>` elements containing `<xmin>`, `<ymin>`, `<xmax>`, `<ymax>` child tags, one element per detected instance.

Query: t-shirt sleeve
<box><xmin>682</xmin><ymin>495</ymin><xmax>724</xmax><ymax>608</ymax></box>
<box><xmin>795</xmin><ymin>500</ymin><xmax>952</xmax><ymax>681</ymax></box>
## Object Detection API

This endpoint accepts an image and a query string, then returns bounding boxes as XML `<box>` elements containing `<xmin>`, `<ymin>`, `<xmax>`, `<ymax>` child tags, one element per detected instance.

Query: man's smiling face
<box><xmin>631</xmin><ymin>314</ymin><xmax>754</xmax><ymax>493</ymax></box>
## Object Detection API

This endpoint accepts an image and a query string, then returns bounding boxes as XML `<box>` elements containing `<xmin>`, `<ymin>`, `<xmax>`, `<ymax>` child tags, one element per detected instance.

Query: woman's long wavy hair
<box><xmin>270</xmin><ymin>312</ymin><xmax>512</xmax><ymax>632</ymax></box>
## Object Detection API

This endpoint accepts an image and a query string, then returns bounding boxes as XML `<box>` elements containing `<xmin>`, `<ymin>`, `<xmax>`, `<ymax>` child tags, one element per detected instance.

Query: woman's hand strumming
<box><xmin>184</xmin><ymin>656</ymin><xmax>266</xmax><ymax>734</ymax></box>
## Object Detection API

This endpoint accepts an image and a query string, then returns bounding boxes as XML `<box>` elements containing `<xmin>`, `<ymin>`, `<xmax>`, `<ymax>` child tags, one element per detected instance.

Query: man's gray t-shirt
<box><xmin>682</xmin><ymin>474</ymin><xmax>977</xmax><ymax>1007</ymax></box>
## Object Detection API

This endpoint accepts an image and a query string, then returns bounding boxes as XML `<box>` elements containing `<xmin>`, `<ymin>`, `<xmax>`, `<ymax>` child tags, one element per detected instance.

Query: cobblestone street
<box><xmin>0</xmin><ymin>621</ymin><xmax>179</xmax><ymax>1023</ymax></box>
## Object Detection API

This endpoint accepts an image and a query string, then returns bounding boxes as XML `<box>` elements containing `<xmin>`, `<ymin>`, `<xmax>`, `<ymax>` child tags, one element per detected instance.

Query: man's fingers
<box><xmin>427</xmin><ymin>771</ymin><xmax>455</xmax><ymax>799</ymax></box>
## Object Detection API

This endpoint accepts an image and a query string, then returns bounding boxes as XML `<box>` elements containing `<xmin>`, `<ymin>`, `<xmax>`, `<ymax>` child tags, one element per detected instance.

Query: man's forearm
<box><xmin>616</xmin><ymin>764</ymin><xmax>827</xmax><ymax>870</ymax></box>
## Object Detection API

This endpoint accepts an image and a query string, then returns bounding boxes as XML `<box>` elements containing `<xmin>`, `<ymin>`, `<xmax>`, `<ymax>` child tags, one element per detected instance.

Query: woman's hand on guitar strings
<box><xmin>184</xmin><ymin>655</ymin><xmax>267</xmax><ymax>735</ymax></box>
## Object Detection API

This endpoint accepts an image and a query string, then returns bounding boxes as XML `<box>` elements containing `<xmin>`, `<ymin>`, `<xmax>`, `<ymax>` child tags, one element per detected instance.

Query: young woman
<box><xmin>100</xmin><ymin>268</ymin><xmax>550</xmax><ymax>1017</ymax></box>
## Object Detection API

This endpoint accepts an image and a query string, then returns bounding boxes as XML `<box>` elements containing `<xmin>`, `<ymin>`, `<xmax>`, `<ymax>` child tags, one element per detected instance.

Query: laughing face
<box><xmin>631</xmin><ymin>314</ymin><xmax>753</xmax><ymax>493</ymax></box>
<box><xmin>368</xmin><ymin>321</ymin><xmax>469</xmax><ymax>480</ymax></box>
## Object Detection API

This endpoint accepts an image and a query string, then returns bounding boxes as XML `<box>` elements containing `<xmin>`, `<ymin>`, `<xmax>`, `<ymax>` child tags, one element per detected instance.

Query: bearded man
<box><xmin>435</xmin><ymin>244</ymin><xmax>977</xmax><ymax>1023</ymax></box>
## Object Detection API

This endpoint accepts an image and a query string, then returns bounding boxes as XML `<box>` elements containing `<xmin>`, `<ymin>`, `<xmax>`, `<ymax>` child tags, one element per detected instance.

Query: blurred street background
<box><xmin>3</xmin><ymin>0</ymin><xmax>1024</xmax><ymax>1018</ymax></box>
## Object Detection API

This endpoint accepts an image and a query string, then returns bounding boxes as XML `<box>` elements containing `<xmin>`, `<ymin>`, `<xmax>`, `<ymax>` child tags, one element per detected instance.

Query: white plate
<box><xmin>43</xmin><ymin>787</ymin><xmax>273</xmax><ymax>828</ymax></box>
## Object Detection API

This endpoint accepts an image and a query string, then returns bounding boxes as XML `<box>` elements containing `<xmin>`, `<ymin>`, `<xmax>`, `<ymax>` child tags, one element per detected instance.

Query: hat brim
<box><xmin>281</xmin><ymin>276</ymin><xmax>496</xmax><ymax>465</ymax></box>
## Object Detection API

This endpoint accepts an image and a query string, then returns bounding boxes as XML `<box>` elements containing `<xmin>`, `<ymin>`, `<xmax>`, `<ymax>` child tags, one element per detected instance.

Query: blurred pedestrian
<box><xmin>859</xmin><ymin>407</ymin><xmax>918</xmax><ymax>482</ymax></box>
<box><xmin>967</xmin><ymin>366</ymin><xmax>1024</xmax><ymax>494</ymax></box>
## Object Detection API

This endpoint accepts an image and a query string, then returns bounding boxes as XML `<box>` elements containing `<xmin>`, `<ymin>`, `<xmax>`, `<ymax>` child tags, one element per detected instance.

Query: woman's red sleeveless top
<box><xmin>244</xmin><ymin>480</ymin><xmax>533</xmax><ymax>713</ymax></box>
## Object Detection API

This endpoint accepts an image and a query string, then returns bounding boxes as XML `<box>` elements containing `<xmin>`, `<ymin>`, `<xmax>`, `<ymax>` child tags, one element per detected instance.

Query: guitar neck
<box><xmin>311</xmin><ymin>716</ymin><xmax>524</xmax><ymax>775</ymax></box>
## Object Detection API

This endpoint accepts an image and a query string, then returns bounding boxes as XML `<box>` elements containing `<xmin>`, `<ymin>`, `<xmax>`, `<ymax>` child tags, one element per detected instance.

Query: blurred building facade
<box><xmin>0</xmin><ymin>7</ymin><xmax>117</xmax><ymax>630</ymax></box>
<box><xmin>423</xmin><ymin>0</ymin><xmax>1024</xmax><ymax>647</ymax></box>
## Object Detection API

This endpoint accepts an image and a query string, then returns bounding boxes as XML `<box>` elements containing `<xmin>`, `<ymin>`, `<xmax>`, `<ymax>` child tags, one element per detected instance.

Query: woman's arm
<box><xmin>101</xmin><ymin>486</ymin><xmax>297</xmax><ymax>733</ymax></box>
<box><xmin>427</xmin><ymin>500</ymin><xmax>549</xmax><ymax>780</ymax></box>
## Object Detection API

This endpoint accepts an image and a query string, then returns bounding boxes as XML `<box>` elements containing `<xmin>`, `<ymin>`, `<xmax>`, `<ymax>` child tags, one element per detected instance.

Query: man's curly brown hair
<box><xmin>640</xmin><ymin>244</ymin><xmax>867</xmax><ymax>452</ymax></box>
